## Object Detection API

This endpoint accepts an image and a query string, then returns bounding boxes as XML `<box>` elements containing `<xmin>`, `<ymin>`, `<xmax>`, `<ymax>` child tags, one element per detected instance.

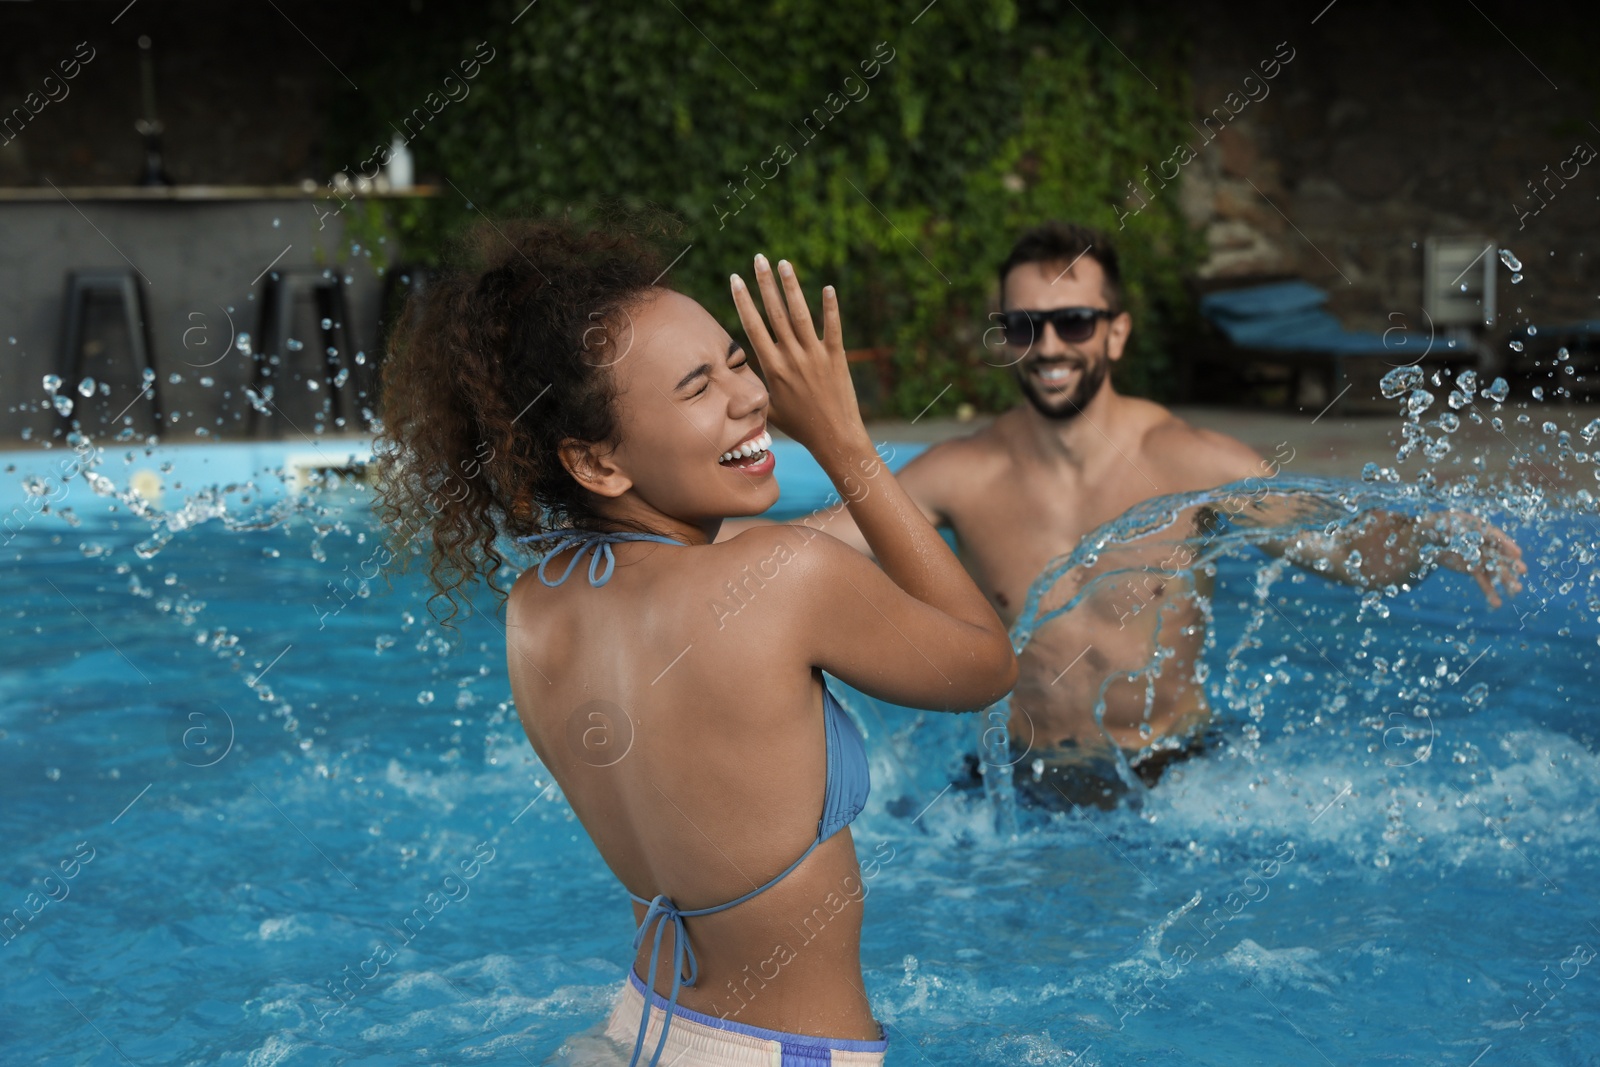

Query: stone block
<box><xmin>1217</xmin><ymin>126</ymin><xmax>1259</xmax><ymax>179</ymax></box>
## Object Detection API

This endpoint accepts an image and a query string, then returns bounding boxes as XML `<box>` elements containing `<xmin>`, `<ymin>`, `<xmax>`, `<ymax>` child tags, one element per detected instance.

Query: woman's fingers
<box><xmin>821</xmin><ymin>284</ymin><xmax>842</xmax><ymax>353</ymax></box>
<box><xmin>776</xmin><ymin>259</ymin><xmax>822</xmax><ymax>348</ymax></box>
<box><xmin>752</xmin><ymin>254</ymin><xmax>801</xmax><ymax>355</ymax></box>
<box><xmin>729</xmin><ymin>273</ymin><xmax>781</xmax><ymax>365</ymax></box>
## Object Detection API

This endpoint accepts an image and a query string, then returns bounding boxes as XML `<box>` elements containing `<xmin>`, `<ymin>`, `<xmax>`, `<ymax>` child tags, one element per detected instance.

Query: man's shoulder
<box><xmin>902</xmin><ymin>419</ymin><xmax>1011</xmax><ymax>472</ymax></box>
<box><xmin>1133</xmin><ymin>401</ymin><xmax>1263</xmax><ymax>484</ymax></box>
<box><xmin>892</xmin><ymin>418</ymin><xmax>1011</xmax><ymax>512</ymax></box>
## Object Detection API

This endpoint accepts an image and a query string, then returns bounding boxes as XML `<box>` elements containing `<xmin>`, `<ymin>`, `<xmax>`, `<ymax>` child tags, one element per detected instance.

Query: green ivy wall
<box><xmin>334</xmin><ymin>0</ymin><xmax>1203</xmax><ymax>415</ymax></box>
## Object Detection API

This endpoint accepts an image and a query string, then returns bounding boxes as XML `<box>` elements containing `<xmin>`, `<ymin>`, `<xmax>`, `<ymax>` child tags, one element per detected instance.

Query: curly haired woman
<box><xmin>374</xmin><ymin>209</ymin><xmax>1016</xmax><ymax>1067</ymax></box>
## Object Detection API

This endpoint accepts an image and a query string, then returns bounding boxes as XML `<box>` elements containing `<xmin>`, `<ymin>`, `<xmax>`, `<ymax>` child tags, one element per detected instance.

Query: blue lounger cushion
<box><xmin>1200</xmin><ymin>280</ymin><xmax>1463</xmax><ymax>356</ymax></box>
<box><xmin>1199</xmin><ymin>280</ymin><xmax>1329</xmax><ymax>320</ymax></box>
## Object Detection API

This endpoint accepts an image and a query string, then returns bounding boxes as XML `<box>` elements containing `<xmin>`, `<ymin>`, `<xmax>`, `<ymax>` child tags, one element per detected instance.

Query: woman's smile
<box><xmin>718</xmin><ymin>428</ymin><xmax>775</xmax><ymax>474</ymax></box>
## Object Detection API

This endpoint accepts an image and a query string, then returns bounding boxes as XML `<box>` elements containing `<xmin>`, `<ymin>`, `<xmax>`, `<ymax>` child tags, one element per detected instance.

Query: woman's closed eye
<box><xmin>689</xmin><ymin>354</ymin><xmax>751</xmax><ymax>398</ymax></box>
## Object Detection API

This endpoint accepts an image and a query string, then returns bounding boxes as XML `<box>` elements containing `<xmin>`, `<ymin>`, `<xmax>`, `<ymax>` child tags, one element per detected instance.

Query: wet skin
<box><xmin>505</xmin><ymin>261</ymin><xmax>1015</xmax><ymax>1039</ymax></box>
<box><xmin>724</xmin><ymin>257</ymin><xmax>1525</xmax><ymax>760</ymax></box>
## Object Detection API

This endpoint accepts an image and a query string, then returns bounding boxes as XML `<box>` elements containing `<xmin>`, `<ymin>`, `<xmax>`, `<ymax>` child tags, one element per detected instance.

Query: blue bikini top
<box><xmin>516</xmin><ymin>527</ymin><xmax>872</xmax><ymax>1067</ymax></box>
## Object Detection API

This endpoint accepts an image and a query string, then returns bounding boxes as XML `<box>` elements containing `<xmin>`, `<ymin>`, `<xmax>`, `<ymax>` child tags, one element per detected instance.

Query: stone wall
<box><xmin>1169</xmin><ymin>0</ymin><xmax>1597</xmax><ymax>337</ymax></box>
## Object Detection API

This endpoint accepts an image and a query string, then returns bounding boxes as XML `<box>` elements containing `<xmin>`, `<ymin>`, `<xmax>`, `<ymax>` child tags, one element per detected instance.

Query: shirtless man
<box><xmin>723</xmin><ymin>222</ymin><xmax>1524</xmax><ymax>807</ymax></box>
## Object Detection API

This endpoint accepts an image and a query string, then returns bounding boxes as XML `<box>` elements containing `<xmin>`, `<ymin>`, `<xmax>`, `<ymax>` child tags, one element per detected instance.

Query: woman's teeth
<box><xmin>719</xmin><ymin>430</ymin><xmax>772</xmax><ymax>465</ymax></box>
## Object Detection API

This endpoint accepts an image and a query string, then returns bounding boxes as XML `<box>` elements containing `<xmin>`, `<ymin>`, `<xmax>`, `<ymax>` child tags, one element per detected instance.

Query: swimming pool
<box><xmin>2</xmin><ymin>435</ymin><xmax>1596</xmax><ymax>1065</ymax></box>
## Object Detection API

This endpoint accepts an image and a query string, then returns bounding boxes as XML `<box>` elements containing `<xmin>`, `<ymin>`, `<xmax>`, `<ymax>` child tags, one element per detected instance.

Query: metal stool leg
<box><xmin>249</xmin><ymin>271</ymin><xmax>361</xmax><ymax>438</ymax></box>
<box><xmin>314</xmin><ymin>281</ymin><xmax>349</xmax><ymax>429</ymax></box>
<box><xmin>249</xmin><ymin>273</ymin><xmax>290</xmax><ymax>438</ymax></box>
<box><xmin>115</xmin><ymin>271</ymin><xmax>162</xmax><ymax>426</ymax></box>
<box><xmin>56</xmin><ymin>269</ymin><xmax>162</xmax><ymax>438</ymax></box>
<box><xmin>367</xmin><ymin>265</ymin><xmax>429</xmax><ymax>431</ymax></box>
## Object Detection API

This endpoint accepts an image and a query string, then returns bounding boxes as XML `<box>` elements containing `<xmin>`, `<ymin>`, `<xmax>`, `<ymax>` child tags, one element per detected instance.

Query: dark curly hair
<box><xmin>371</xmin><ymin>205</ymin><xmax>681</xmax><ymax>628</ymax></box>
<box><xmin>998</xmin><ymin>221</ymin><xmax>1123</xmax><ymax>313</ymax></box>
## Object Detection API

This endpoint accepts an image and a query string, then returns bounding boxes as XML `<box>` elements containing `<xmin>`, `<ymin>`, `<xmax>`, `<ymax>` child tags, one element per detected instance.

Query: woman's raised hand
<box><xmin>729</xmin><ymin>254</ymin><xmax>865</xmax><ymax>454</ymax></box>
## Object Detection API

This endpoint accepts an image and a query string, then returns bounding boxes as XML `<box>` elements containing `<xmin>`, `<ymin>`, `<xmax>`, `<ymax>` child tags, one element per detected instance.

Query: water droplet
<box><xmin>1581</xmin><ymin>418</ymin><xmax>1600</xmax><ymax>442</ymax></box>
<box><xmin>286</xmin><ymin>338</ymin><xmax>304</xmax><ymax>352</ymax></box>
<box><xmin>1498</xmin><ymin>248</ymin><xmax>1523</xmax><ymax>272</ymax></box>
<box><xmin>1407</xmin><ymin>390</ymin><xmax>1435</xmax><ymax>418</ymax></box>
<box><xmin>333</xmin><ymin>368</ymin><xmax>349</xmax><ymax>387</ymax></box>
<box><xmin>42</xmin><ymin>374</ymin><xmax>61</xmax><ymax>394</ymax></box>
<box><xmin>76</xmin><ymin>376</ymin><xmax>96</xmax><ymax>397</ymax></box>
<box><xmin>1439</xmin><ymin>413</ymin><xmax>1460</xmax><ymax>432</ymax></box>
<box><xmin>1509</xmin><ymin>340</ymin><xmax>1525</xmax><ymax>352</ymax></box>
<box><xmin>1481</xmin><ymin>377</ymin><xmax>1510</xmax><ymax>403</ymax></box>
<box><xmin>1380</xmin><ymin>365</ymin><xmax>1424</xmax><ymax>398</ymax></box>
<box><xmin>272</xmin><ymin>217</ymin><xmax>281</xmax><ymax>228</ymax></box>
<box><xmin>417</xmin><ymin>690</ymin><xmax>435</xmax><ymax>705</ymax></box>
<box><xmin>1511</xmin><ymin>272</ymin><xmax>1523</xmax><ymax>284</ymax></box>
<box><xmin>1532</xmin><ymin>386</ymin><xmax>1544</xmax><ymax>400</ymax></box>
<box><xmin>53</xmin><ymin>394</ymin><xmax>74</xmax><ymax>416</ymax></box>
<box><xmin>320</xmin><ymin>318</ymin><xmax>333</xmax><ymax>330</ymax></box>
<box><xmin>45</xmin><ymin>767</ymin><xmax>61</xmax><ymax>781</ymax></box>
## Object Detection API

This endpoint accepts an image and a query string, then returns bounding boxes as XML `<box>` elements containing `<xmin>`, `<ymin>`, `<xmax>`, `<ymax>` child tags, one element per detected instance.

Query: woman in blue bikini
<box><xmin>374</xmin><ymin>214</ymin><xmax>1016</xmax><ymax>1066</ymax></box>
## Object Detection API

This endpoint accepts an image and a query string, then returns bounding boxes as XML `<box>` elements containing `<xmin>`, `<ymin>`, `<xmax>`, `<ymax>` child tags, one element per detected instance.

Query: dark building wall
<box><xmin>0</xmin><ymin>0</ymin><xmax>388</xmax><ymax>188</ymax></box>
<box><xmin>1170</xmin><ymin>0</ymin><xmax>1596</xmax><ymax>334</ymax></box>
<box><xmin>0</xmin><ymin>0</ymin><xmax>1595</xmax><ymax>441</ymax></box>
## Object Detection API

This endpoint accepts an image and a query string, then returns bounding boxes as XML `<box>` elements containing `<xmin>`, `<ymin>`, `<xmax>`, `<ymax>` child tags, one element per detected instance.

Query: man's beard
<box><xmin>1013</xmin><ymin>342</ymin><xmax>1111</xmax><ymax>421</ymax></box>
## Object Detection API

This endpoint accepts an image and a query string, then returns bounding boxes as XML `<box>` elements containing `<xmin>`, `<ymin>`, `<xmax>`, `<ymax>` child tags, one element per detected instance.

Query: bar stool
<box><xmin>55</xmin><ymin>268</ymin><xmax>164</xmax><ymax>433</ymax></box>
<box><xmin>248</xmin><ymin>270</ymin><xmax>354</xmax><ymax>438</ymax></box>
<box><xmin>360</xmin><ymin>263</ymin><xmax>430</xmax><ymax>427</ymax></box>
<box><xmin>375</xmin><ymin>263</ymin><xmax>429</xmax><ymax>355</ymax></box>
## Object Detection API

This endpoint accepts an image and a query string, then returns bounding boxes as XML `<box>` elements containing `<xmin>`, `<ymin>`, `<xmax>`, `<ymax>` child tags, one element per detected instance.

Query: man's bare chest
<box><xmin>943</xmin><ymin>468</ymin><xmax>1163</xmax><ymax>619</ymax></box>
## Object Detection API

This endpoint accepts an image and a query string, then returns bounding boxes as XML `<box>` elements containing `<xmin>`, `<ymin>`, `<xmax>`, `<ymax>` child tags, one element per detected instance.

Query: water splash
<box><xmin>1002</xmin><ymin>360</ymin><xmax>1598</xmax><ymax>819</ymax></box>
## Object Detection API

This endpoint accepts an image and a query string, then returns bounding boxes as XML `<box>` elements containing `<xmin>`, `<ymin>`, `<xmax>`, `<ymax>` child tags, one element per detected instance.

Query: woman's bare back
<box><xmin>506</xmin><ymin>533</ymin><xmax>880</xmax><ymax>1038</ymax></box>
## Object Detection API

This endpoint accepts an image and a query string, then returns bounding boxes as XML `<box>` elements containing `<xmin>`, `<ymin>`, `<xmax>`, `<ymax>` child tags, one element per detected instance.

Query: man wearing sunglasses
<box><xmin>722</xmin><ymin>221</ymin><xmax>1524</xmax><ymax>809</ymax></box>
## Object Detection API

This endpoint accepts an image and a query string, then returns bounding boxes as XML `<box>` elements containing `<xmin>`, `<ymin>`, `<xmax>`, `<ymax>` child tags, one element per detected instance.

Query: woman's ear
<box><xmin>558</xmin><ymin>437</ymin><xmax>633</xmax><ymax>499</ymax></box>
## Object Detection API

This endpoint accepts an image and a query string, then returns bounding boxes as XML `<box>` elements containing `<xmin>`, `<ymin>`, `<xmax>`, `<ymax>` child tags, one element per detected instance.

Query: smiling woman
<box><xmin>369</xmin><ymin>207</ymin><xmax>1015</xmax><ymax>1066</ymax></box>
<box><xmin>370</xmin><ymin>208</ymin><xmax>683</xmax><ymax>625</ymax></box>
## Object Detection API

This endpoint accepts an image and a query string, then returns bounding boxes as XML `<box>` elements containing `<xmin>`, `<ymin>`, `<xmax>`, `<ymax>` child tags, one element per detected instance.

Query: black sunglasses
<box><xmin>999</xmin><ymin>307</ymin><xmax>1115</xmax><ymax>346</ymax></box>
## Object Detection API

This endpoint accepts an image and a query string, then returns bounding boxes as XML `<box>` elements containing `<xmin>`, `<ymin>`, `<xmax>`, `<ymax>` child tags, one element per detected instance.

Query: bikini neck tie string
<box><xmin>514</xmin><ymin>529</ymin><xmax>687</xmax><ymax>588</ymax></box>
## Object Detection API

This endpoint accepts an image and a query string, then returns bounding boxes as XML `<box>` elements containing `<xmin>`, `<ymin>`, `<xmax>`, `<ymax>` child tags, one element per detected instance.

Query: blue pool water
<box><xmin>2</xmin><ymin>436</ymin><xmax>1598</xmax><ymax>1065</ymax></box>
